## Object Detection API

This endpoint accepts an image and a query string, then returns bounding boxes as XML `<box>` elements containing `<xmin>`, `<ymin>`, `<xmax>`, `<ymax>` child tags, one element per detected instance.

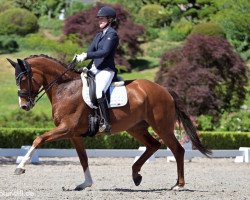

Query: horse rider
<box><xmin>74</xmin><ymin>6</ymin><xmax>119</xmax><ymax>133</ymax></box>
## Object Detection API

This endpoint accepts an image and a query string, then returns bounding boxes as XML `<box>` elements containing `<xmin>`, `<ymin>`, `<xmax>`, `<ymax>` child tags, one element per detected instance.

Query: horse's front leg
<box><xmin>71</xmin><ymin>137</ymin><xmax>93</xmax><ymax>190</ymax></box>
<box><xmin>14</xmin><ymin>125</ymin><xmax>70</xmax><ymax>175</ymax></box>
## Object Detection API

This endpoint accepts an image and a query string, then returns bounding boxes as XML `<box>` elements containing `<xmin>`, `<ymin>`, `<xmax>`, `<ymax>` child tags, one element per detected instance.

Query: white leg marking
<box><xmin>18</xmin><ymin>97</ymin><xmax>22</xmax><ymax>108</ymax></box>
<box><xmin>17</xmin><ymin>146</ymin><xmax>36</xmax><ymax>169</ymax></box>
<box><xmin>76</xmin><ymin>167</ymin><xmax>93</xmax><ymax>190</ymax></box>
<box><xmin>171</xmin><ymin>184</ymin><xmax>184</xmax><ymax>191</ymax></box>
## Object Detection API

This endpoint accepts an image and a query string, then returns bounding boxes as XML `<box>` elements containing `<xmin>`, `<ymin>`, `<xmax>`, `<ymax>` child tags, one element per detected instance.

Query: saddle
<box><xmin>80</xmin><ymin>69</ymin><xmax>128</xmax><ymax>137</ymax></box>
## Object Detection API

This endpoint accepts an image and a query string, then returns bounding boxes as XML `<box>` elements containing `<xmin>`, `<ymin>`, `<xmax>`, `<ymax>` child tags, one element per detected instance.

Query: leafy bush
<box><xmin>64</xmin><ymin>1</ymin><xmax>90</xmax><ymax>17</ymax></box>
<box><xmin>168</xmin><ymin>19</ymin><xmax>193</xmax><ymax>41</ymax></box>
<box><xmin>0</xmin><ymin>0</ymin><xmax>15</xmax><ymax>13</ymax></box>
<box><xmin>0</xmin><ymin>128</ymin><xmax>249</xmax><ymax>149</ymax></box>
<box><xmin>0</xmin><ymin>36</ymin><xmax>19</xmax><ymax>54</ymax></box>
<box><xmin>0</xmin><ymin>8</ymin><xmax>39</xmax><ymax>36</ymax></box>
<box><xmin>155</xmin><ymin>34</ymin><xmax>248</xmax><ymax>118</ymax></box>
<box><xmin>38</xmin><ymin>16</ymin><xmax>63</xmax><ymax>36</ymax></box>
<box><xmin>191</xmin><ymin>22</ymin><xmax>225</xmax><ymax>38</ymax></box>
<box><xmin>211</xmin><ymin>0</ymin><xmax>250</xmax><ymax>59</ymax></box>
<box><xmin>138</xmin><ymin>4</ymin><xmax>171</xmax><ymax>28</ymax></box>
<box><xmin>219</xmin><ymin>111</ymin><xmax>250</xmax><ymax>132</ymax></box>
<box><xmin>14</xmin><ymin>0</ymin><xmax>65</xmax><ymax>18</ymax></box>
<box><xmin>197</xmin><ymin>115</ymin><xmax>215</xmax><ymax>131</ymax></box>
<box><xmin>63</xmin><ymin>2</ymin><xmax>144</xmax><ymax>70</ymax></box>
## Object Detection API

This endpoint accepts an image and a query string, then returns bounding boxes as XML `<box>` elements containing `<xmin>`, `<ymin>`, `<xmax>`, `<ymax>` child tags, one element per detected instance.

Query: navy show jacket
<box><xmin>86</xmin><ymin>27</ymin><xmax>119</xmax><ymax>74</ymax></box>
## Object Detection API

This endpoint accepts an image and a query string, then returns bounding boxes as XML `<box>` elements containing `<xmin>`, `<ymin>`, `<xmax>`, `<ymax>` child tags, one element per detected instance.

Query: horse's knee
<box><xmin>33</xmin><ymin>136</ymin><xmax>45</xmax><ymax>148</ymax></box>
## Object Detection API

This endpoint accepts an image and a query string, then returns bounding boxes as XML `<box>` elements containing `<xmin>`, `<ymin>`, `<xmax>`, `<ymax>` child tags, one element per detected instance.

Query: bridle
<box><xmin>16</xmin><ymin>59</ymin><xmax>77</xmax><ymax>108</ymax></box>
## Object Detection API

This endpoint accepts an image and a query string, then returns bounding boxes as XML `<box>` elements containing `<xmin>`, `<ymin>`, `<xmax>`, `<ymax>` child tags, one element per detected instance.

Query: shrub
<box><xmin>138</xmin><ymin>4</ymin><xmax>171</xmax><ymax>28</ymax></box>
<box><xmin>63</xmin><ymin>3</ymin><xmax>144</xmax><ymax>70</ymax></box>
<box><xmin>219</xmin><ymin>111</ymin><xmax>250</xmax><ymax>132</ymax></box>
<box><xmin>197</xmin><ymin>115</ymin><xmax>215</xmax><ymax>131</ymax></box>
<box><xmin>38</xmin><ymin>16</ymin><xmax>63</xmax><ymax>36</ymax></box>
<box><xmin>64</xmin><ymin>1</ymin><xmax>90</xmax><ymax>17</ymax></box>
<box><xmin>0</xmin><ymin>8</ymin><xmax>39</xmax><ymax>36</ymax></box>
<box><xmin>0</xmin><ymin>0</ymin><xmax>15</xmax><ymax>13</ymax></box>
<box><xmin>191</xmin><ymin>22</ymin><xmax>225</xmax><ymax>38</ymax></box>
<box><xmin>155</xmin><ymin>34</ymin><xmax>248</xmax><ymax>118</ymax></box>
<box><xmin>167</xmin><ymin>18</ymin><xmax>193</xmax><ymax>41</ymax></box>
<box><xmin>0</xmin><ymin>36</ymin><xmax>19</xmax><ymax>54</ymax></box>
<box><xmin>212</xmin><ymin>0</ymin><xmax>250</xmax><ymax>59</ymax></box>
<box><xmin>14</xmin><ymin>0</ymin><xmax>65</xmax><ymax>18</ymax></box>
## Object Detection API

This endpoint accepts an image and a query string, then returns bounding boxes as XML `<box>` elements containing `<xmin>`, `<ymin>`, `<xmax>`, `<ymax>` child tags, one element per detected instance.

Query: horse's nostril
<box><xmin>21</xmin><ymin>105</ymin><xmax>28</xmax><ymax>110</ymax></box>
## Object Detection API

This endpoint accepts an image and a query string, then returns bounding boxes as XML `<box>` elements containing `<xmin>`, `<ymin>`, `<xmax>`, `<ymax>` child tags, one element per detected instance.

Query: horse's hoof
<box><xmin>14</xmin><ymin>168</ymin><xmax>25</xmax><ymax>175</ymax></box>
<box><xmin>74</xmin><ymin>182</ymin><xmax>92</xmax><ymax>191</ymax></box>
<box><xmin>133</xmin><ymin>174</ymin><xmax>142</xmax><ymax>186</ymax></box>
<box><xmin>74</xmin><ymin>185</ymin><xmax>84</xmax><ymax>191</ymax></box>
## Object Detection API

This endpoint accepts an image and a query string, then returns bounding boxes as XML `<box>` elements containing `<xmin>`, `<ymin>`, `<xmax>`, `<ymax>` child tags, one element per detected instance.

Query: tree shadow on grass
<box><xmin>129</xmin><ymin>58</ymin><xmax>153</xmax><ymax>71</ymax></box>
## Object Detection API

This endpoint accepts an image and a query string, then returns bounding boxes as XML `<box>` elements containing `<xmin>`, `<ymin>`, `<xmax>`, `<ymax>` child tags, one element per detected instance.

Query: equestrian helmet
<box><xmin>97</xmin><ymin>6</ymin><xmax>116</xmax><ymax>18</ymax></box>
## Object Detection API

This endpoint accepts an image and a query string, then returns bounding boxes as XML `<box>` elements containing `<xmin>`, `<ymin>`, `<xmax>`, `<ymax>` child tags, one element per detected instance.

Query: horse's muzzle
<box><xmin>20</xmin><ymin>101</ymin><xmax>34</xmax><ymax>111</ymax></box>
<box><xmin>21</xmin><ymin>104</ymin><xmax>30</xmax><ymax>111</ymax></box>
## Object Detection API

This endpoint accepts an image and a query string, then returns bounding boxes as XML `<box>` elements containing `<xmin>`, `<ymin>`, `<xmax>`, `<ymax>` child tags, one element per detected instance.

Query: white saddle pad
<box><xmin>81</xmin><ymin>72</ymin><xmax>128</xmax><ymax>109</ymax></box>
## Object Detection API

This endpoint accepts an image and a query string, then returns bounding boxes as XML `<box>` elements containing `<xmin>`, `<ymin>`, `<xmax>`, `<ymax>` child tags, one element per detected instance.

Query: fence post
<box><xmin>240</xmin><ymin>147</ymin><xmax>250</xmax><ymax>163</ymax></box>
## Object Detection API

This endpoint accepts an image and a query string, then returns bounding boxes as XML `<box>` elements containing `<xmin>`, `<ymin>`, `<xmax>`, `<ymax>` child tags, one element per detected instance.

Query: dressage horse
<box><xmin>7</xmin><ymin>55</ymin><xmax>211</xmax><ymax>191</ymax></box>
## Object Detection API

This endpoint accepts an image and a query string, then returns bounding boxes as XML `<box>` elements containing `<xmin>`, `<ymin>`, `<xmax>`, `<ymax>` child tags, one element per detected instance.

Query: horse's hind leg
<box><xmin>148</xmin><ymin>100</ymin><xmax>185</xmax><ymax>190</ymax></box>
<box><xmin>127</xmin><ymin>123</ymin><xmax>161</xmax><ymax>186</ymax></box>
<box><xmin>152</xmin><ymin>123</ymin><xmax>185</xmax><ymax>190</ymax></box>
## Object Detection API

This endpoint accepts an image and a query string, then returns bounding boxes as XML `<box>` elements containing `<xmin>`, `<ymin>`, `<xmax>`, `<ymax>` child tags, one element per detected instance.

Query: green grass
<box><xmin>120</xmin><ymin>67</ymin><xmax>158</xmax><ymax>81</ymax></box>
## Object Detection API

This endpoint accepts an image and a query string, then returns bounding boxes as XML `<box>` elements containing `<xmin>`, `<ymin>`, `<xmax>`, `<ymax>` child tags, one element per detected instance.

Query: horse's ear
<box><xmin>6</xmin><ymin>58</ymin><xmax>18</xmax><ymax>68</ymax></box>
<box><xmin>17</xmin><ymin>58</ymin><xmax>26</xmax><ymax>72</ymax></box>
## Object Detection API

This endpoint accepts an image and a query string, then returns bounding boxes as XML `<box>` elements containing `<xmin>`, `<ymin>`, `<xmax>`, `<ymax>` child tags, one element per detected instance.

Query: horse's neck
<box><xmin>30</xmin><ymin>57</ymin><xmax>80</xmax><ymax>103</ymax></box>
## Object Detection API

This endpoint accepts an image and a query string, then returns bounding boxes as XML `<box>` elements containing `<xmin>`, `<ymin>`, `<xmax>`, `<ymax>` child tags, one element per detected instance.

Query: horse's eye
<box><xmin>21</xmin><ymin>76</ymin><xmax>27</xmax><ymax>81</ymax></box>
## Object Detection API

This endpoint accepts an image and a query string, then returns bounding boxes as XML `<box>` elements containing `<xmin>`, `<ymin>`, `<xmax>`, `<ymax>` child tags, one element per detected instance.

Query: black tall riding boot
<box><xmin>97</xmin><ymin>96</ymin><xmax>111</xmax><ymax>133</ymax></box>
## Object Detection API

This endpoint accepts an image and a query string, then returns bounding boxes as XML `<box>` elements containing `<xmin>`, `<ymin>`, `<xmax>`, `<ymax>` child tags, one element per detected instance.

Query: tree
<box><xmin>63</xmin><ymin>3</ymin><xmax>144</xmax><ymax>70</ymax></box>
<box><xmin>155</xmin><ymin>34</ymin><xmax>248</xmax><ymax>118</ymax></box>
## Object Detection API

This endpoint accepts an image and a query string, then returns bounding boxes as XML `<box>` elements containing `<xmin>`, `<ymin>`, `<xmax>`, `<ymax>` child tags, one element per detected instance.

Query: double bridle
<box><xmin>16</xmin><ymin>59</ymin><xmax>77</xmax><ymax>108</ymax></box>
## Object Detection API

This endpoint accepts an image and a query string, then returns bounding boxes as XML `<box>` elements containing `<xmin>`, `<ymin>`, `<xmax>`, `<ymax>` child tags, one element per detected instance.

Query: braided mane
<box><xmin>24</xmin><ymin>54</ymin><xmax>68</xmax><ymax>68</ymax></box>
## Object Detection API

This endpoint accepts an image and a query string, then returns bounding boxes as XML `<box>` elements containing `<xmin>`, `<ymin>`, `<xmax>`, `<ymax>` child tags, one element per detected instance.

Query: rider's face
<box><xmin>98</xmin><ymin>17</ymin><xmax>108</xmax><ymax>29</ymax></box>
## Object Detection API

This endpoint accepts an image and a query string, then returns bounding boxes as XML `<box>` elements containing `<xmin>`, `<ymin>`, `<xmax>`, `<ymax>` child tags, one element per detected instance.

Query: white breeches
<box><xmin>90</xmin><ymin>64</ymin><xmax>115</xmax><ymax>99</ymax></box>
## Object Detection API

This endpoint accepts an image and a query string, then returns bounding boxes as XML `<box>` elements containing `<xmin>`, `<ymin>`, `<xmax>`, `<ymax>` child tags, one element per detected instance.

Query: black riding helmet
<box><xmin>97</xmin><ymin>6</ymin><xmax>116</xmax><ymax>19</ymax></box>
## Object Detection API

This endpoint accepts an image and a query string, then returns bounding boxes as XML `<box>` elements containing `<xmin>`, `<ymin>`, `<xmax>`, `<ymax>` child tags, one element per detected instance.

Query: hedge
<box><xmin>0</xmin><ymin>128</ymin><xmax>249</xmax><ymax>149</ymax></box>
<box><xmin>0</xmin><ymin>128</ymin><xmax>140</xmax><ymax>149</ymax></box>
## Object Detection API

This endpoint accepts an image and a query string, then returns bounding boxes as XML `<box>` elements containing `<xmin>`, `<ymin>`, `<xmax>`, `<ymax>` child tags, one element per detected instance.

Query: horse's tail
<box><xmin>168</xmin><ymin>89</ymin><xmax>212</xmax><ymax>157</ymax></box>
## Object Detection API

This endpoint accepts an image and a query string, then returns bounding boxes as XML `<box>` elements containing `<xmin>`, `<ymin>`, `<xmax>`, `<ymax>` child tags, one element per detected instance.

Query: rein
<box><xmin>35</xmin><ymin>60</ymin><xmax>77</xmax><ymax>103</ymax></box>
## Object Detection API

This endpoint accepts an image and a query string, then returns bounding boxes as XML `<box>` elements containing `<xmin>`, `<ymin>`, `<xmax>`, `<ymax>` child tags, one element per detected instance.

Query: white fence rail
<box><xmin>0</xmin><ymin>146</ymin><xmax>249</xmax><ymax>163</ymax></box>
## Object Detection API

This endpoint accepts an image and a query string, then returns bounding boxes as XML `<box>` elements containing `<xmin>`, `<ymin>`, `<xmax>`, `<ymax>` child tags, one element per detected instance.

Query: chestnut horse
<box><xmin>7</xmin><ymin>55</ymin><xmax>211</xmax><ymax>191</ymax></box>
